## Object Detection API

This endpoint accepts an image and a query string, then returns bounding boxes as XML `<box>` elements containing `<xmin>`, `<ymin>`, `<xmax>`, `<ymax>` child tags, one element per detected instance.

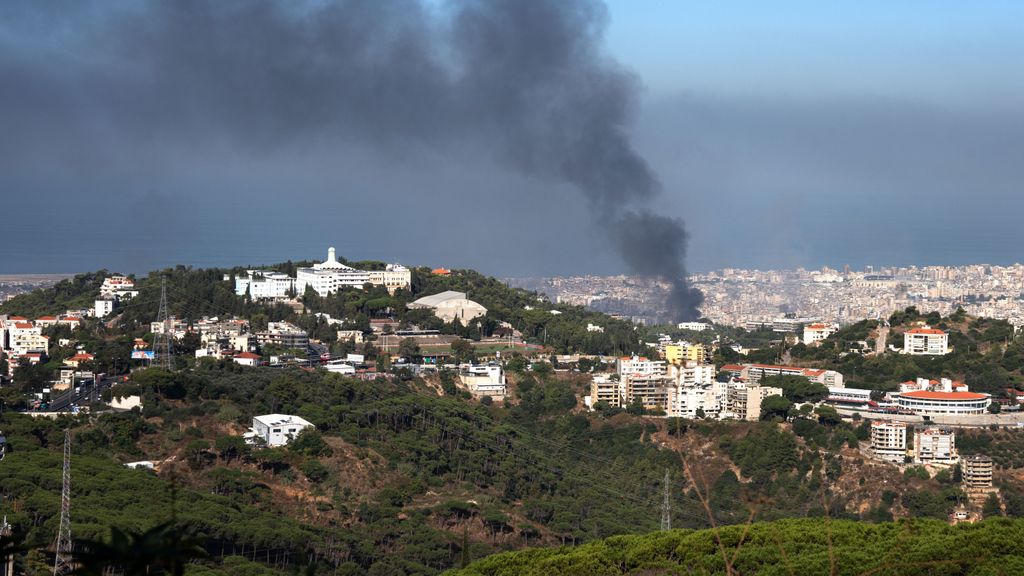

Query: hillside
<box><xmin>3</xmin><ymin>264</ymin><xmax>1024</xmax><ymax>575</ymax></box>
<box><xmin>446</xmin><ymin>517</ymin><xmax>1024</xmax><ymax>575</ymax></box>
<box><xmin>784</xmin><ymin>308</ymin><xmax>1023</xmax><ymax>398</ymax></box>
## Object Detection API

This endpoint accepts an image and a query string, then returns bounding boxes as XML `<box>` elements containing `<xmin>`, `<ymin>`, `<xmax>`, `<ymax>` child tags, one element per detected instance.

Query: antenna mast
<box><xmin>660</xmin><ymin>469</ymin><xmax>672</xmax><ymax>531</ymax></box>
<box><xmin>53</xmin><ymin>429</ymin><xmax>72</xmax><ymax>576</ymax></box>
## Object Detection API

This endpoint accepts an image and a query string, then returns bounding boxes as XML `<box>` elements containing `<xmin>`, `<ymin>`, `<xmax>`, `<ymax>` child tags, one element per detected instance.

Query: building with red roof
<box><xmin>896</xmin><ymin>388</ymin><xmax>990</xmax><ymax>415</ymax></box>
<box><xmin>903</xmin><ymin>325</ymin><xmax>949</xmax><ymax>355</ymax></box>
<box><xmin>232</xmin><ymin>351</ymin><xmax>262</xmax><ymax>367</ymax></box>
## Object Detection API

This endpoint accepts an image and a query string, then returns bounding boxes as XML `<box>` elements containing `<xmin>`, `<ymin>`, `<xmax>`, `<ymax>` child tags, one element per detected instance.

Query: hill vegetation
<box><xmin>446</xmin><ymin>517</ymin><xmax>1024</xmax><ymax>576</ymax></box>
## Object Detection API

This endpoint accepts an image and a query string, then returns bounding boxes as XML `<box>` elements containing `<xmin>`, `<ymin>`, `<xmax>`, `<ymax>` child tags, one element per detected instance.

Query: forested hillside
<box><xmin>447</xmin><ymin>517</ymin><xmax>1024</xmax><ymax>575</ymax></box>
<box><xmin>8</xmin><ymin>360</ymin><xmax>1023</xmax><ymax>575</ymax></box>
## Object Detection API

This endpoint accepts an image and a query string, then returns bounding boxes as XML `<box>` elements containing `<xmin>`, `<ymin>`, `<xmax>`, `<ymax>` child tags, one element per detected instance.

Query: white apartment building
<box><xmin>234</xmin><ymin>270</ymin><xmax>295</xmax><ymax>300</ymax></box>
<box><xmin>669</xmin><ymin>362</ymin><xmax>716</xmax><ymax>387</ymax></box>
<box><xmin>803</xmin><ymin>323</ymin><xmax>839</xmax><ymax>345</ymax></box>
<box><xmin>903</xmin><ymin>326</ymin><xmax>950</xmax><ymax>355</ymax></box>
<box><xmin>459</xmin><ymin>364</ymin><xmax>506</xmax><ymax>398</ymax></box>
<box><xmin>248</xmin><ymin>414</ymin><xmax>313</xmax><ymax>447</ymax></box>
<box><xmin>871</xmin><ymin>421</ymin><xmax>908</xmax><ymax>463</ymax></box>
<box><xmin>100</xmin><ymin>276</ymin><xmax>138</xmax><ymax>299</ymax></box>
<box><xmin>915</xmin><ymin>428</ymin><xmax>958</xmax><ymax>465</ymax></box>
<box><xmin>667</xmin><ymin>381</ymin><xmax>729</xmax><ymax>419</ymax></box>
<box><xmin>94</xmin><ymin>299</ymin><xmax>115</xmax><ymax>318</ymax></box>
<box><xmin>7</xmin><ymin>322</ymin><xmax>48</xmax><ymax>356</ymax></box>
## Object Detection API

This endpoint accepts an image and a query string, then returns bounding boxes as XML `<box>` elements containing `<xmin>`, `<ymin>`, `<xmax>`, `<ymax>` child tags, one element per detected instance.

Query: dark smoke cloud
<box><xmin>0</xmin><ymin>0</ymin><xmax>702</xmax><ymax>320</ymax></box>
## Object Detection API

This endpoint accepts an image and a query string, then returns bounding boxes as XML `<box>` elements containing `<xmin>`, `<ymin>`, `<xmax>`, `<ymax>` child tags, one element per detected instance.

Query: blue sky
<box><xmin>605</xmin><ymin>0</ymin><xmax>1024</xmax><ymax>108</ymax></box>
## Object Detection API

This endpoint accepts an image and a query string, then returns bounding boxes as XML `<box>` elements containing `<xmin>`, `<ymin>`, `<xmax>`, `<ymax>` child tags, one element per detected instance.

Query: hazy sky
<box><xmin>2</xmin><ymin>1</ymin><xmax>1022</xmax><ymax>276</ymax></box>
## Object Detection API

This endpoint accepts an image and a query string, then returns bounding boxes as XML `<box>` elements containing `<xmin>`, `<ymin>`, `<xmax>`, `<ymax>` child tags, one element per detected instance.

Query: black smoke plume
<box><xmin>0</xmin><ymin>0</ymin><xmax>703</xmax><ymax>319</ymax></box>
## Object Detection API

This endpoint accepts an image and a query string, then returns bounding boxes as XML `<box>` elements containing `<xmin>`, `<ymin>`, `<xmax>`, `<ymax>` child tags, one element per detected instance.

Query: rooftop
<box><xmin>900</xmin><ymin>390</ymin><xmax>988</xmax><ymax>401</ymax></box>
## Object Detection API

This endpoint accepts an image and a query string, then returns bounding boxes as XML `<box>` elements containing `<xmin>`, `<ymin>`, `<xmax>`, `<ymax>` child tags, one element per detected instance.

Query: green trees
<box><xmin>450</xmin><ymin>338</ymin><xmax>475</xmax><ymax>364</ymax></box>
<box><xmin>398</xmin><ymin>337</ymin><xmax>421</xmax><ymax>360</ymax></box>
<box><xmin>763</xmin><ymin>375</ymin><xmax>828</xmax><ymax>403</ymax></box>
<box><xmin>449</xmin><ymin>518</ymin><xmax>1024</xmax><ymax>576</ymax></box>
<box><xmin>759</xmin><ymin>395</ymin><xmax>792</xmax><ymax>420</ymax></box>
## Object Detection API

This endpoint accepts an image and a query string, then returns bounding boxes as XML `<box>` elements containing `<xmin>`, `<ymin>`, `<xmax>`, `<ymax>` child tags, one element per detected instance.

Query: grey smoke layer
<box><xmin>0</xmin><ymin>0</ymin><xmax>703</xmax><ymax>320</ymax></box>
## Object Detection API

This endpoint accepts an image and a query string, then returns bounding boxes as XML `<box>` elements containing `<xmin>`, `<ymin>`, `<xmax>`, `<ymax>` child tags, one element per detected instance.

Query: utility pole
<box><xmin>1</xmin><ymin>515</ymin><xmax>13</xmax><ymax>576</ymax></box>
<box><xmin>661</xmin><ymin>469</ymin><xmax>672</xmax><ymax>531</ymax></box>
<box><xmin>154</xmin><ymin>277</ymin><xmax>173</xmax><ymax>370</ymax></box>
<box><xmin>53</xmin><ymin>429</ymin><xmax>72</xmax><ymax>576</ymax></box>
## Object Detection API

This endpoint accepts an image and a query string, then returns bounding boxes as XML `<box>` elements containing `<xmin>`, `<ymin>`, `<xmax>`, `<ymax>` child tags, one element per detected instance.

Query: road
<box><xmin>47</xmin><ymin>376</ymin><xmax>118</xmax><ymax>412</ymax></box>
<box><xmin>875</xmin><ymin>326</ymin><xmax>889</xmax><ymax>354</ymax></box>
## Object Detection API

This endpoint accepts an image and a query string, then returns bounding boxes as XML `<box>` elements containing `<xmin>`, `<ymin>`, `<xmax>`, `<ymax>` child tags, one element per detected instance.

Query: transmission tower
<box><xmin>154</xmin><ymin>277</ymin><xmax>173</xmax><ymax>370</ymax></box>
<box><xmin>660</xmin><ymin>469</ymin><xmax>671</xmax><ymax>531</ymax></box>
<box><xmin>53</xmin><ymin>429</ymin><xmax>72</xmax><ymax>576</ymax></box>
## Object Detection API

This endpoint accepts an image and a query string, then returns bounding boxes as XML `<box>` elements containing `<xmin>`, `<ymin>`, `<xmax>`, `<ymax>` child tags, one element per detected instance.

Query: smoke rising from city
<box><xmin>0</xmin><ymin>0</ymin><xmax>702</xmax><ymax>320</ymax></box>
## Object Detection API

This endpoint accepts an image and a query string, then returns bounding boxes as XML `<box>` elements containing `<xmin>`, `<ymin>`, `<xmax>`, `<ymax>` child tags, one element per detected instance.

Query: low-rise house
<box><xmin>459</xmin><ymin>363</ymin><xmax>506</xmax><ymax>398</ymax></box>
<box><xmin>803</xmin><ymin>323</ymin><xmax>839</xmax><ymax>345</ymax></box>
<box><xmin>248</xmin><ymin>414</ymin><xmax>314</xmax><ymax>447</ymax></box>
<box><xmin>232</xmin><ymin>351</ymin><xmax>262</xmax><ymax>367</ymax></box>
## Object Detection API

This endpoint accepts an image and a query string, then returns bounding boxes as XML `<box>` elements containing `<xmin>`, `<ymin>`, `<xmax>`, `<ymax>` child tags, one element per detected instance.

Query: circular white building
<box><xmin>895</xmin><ymin>390</ymin><xmax>990</xmax><ymax>415</ymax></box>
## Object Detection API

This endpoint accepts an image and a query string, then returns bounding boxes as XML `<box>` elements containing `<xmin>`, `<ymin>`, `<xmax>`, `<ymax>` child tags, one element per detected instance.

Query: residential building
<box><xmin>590</xmin><ymin>375</ymin><xmax>623</xmax><ymax>408</ymax></box>
<box><xmin>803</xmin><ymin>323</ymin><xmax>839</xmax><ymax>345</ymax></box>
<box><xmin>669</xmin><ymin>362</ymin><xmax>716</xmax><ymax>387</ymax></box>
<box><xmin>459</xmin><ymin>363</ymin><xmax>506</xmax><ymax>398</ymax></box>
<box><xmin>667</xmin><ymin>381</ymin><xmax>727</xmax><ymax>419</ymax></box>
<box><xmin>255</xmin><ymin>322</ymin><xmax>309</xmax><ymax>349</ymax></box>
<box><xmin>664</xmin><ymin>343</ymin><xmax>707</xmax><ymax>365</ymax></box>
<box><xmin>903</xmin><ymin>326</ymin><xmax>950</xmax><ymax>355</ymax></box>
<box><xmin>586</xmin><ymin>323</ymin><xmax>605</xmax><ymax>333</ymax></box>
<box><xmin>231</xmin><ymin>351</ymin><xmax>262</xmax><ymax>367</ymax></box>
<box><xmin>100</xmin><ymin>276</ymin><xmax>138</xmax><ymax>299</ymax></box>
<box><xmin>915</xmin><ymin>428</ymin><xmax>958</xmax><ymax>465</ymax></box>
<box><xmin>94</xmin><ymin>299</ymin><xmax>115</xmax><ymax>318</ymax></box>
<box><xmin>725</xmin><ymin>382</ymin><xmax>783</xmax><ymax>421</ymax></box>
<box><xmin>871</xmin><ymin>421</ymin><xmax>908</xmax><ymax>463</ymax></box>
<box><xmin>7</xmin><ymin>322</ymin><xmax>48</xmax><ymax>356</ymax></box>
<box><xmin>963</xmin><ymin>455</ymin><xmax>994</xmax><ymax>489</ymax></box>
<box><xmin>407</xmin><ymin>291</ymin><xmax>488</xmax><ymax>323</ymax></box>
<box><xmin>234</xmin><ymin>270</ymin><xmax>295</xmax><ymax>300</ymax></box>
<box><xmin>248</xmin><ymin>414</ymin><xmax>313</xmax><ymax>447</ymax></box>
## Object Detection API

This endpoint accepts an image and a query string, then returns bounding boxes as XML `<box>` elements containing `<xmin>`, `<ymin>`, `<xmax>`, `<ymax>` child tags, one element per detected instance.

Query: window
<box><xmin>273</xmin><ymin>428</ymin><xmax>281</xmax><ymax>433</ymax></box>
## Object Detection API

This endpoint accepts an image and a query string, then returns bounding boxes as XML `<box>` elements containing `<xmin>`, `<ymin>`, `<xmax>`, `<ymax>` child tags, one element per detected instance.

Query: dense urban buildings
<box><xmin>511</xmin><ymin>263</ymin><xmax>1024</xmax><ymax>327</ymax></box>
